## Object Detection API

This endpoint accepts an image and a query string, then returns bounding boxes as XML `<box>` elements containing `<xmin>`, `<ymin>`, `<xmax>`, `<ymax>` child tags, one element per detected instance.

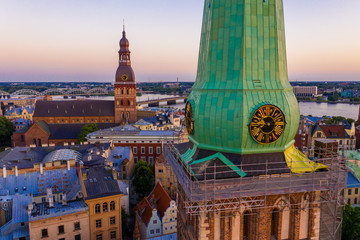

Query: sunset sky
<box><xmin>0</xmin><ymin>0</ymin><xmax>359</xmax><ymax>82</ymax></box>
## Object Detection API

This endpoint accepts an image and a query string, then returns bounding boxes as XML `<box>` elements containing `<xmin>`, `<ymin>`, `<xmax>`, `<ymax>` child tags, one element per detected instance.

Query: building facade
<box><xmin>80</xmin><ymin>166</ymin><xmax>123</xmax><ymax>240</ymax></box>
<box><xmin>87</xmin><ymin>125</ymin><xmax>187</xmax><ymax>165</ymax></box>
<box><xmin>134</xmin><ymin>183</ymin><xmax>177</xmax><ymax>239</ymax></box>
<box><xmin>309</xmin><ymin>123</ymin><xmax>356</xmax><ymax>157</ymax></box>
<box><xmin>29</xmin><ymin>201</ymin><xmax>90</xmax><ymax>240</ymax></box>
<box><xmin>293</xmin><ymin>86</ymin><xmax>318</xmax><ymax>97</ymax></box>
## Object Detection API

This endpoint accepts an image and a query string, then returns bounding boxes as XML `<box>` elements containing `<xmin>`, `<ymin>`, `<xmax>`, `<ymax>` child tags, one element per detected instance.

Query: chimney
<box><xmin>47</xmin><ymin>188</ymin><xmax>54</xmax><ymax>207</ymax></box>
<box><xmin>15</xmin><ymin>165</ymin><xmax>18</xmax><ymax>176</ymax></box>
<box><xmin>28</xmin><ymin>203</ymin><xmax>33</xmax><ymax>216</ymax></box>
<box><xmin>67</xmin><ymin>160</ymin><xmax>70</xmax><ymax>171</ymax></box>
<box><xmin>40</xmin><ymin>164</ymin><xmax>43</xmax><ymax>174</ymax></box>
<box><xmin>62</xmin><ymin>193</ymin><xmax>67</xmax><ymax>206</ymax></box>
<box><xmin>3</xmin><ymin>165</ymin><xmax>6</xmax><ymax>178</ymax></box>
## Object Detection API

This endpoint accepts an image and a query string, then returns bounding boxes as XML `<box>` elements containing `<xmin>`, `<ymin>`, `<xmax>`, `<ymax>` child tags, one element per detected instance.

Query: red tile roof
<box><xmin>134</xmin><ymin>182</ymin><xmax>172</xmax><ymax>225</ymax></box>
<box><xmin>319</xmin><ymin>125</ymin><xmax>346</xmax><ymax>138</ymax></box>
<box><xmin>147</xmin><ymin>182</ymin><xmax>172</xmax><ymax>219</ymax></box>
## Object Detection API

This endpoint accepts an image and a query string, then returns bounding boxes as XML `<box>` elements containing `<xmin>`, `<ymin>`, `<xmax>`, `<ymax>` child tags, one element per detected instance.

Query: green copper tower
<box><xmin>183</xmin><ymin>0</ymin><xmax>326</xmax><ymax>174</ymax></box>
<box><xmin>187</xmin><ymin>0</ymin><xmax>298</xmax><ymax>154</ymax></box>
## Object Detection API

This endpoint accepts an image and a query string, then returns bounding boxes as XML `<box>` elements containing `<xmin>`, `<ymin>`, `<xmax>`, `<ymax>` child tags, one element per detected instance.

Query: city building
<box><xmin>154</xmin><ymin>155</ymin><xmax>177</xmax><ymax>199</ymax></box>
<box><xmin>87</xmin><ymin>125</ymin><xmax>187</xmax><ymax>165</ymax></box>
<box><xmin>134</xmin><ymin>112</ymin><xmax>181</xmax><ymax>130</ymax></box>
<box><xmin>11</xmin><ymin>118</ymin><xmax>31</xmax><ymax>131</ymax></box>
<box><xmin>28</xmin><ymin>200</ymin><xmax>90</xmax><ymax>240</ymax></box>
<box><xmin>107</xmin><ymin>146</ymin><xmax>134</xmax><ymax>180</ymax></box>
<box><xmin>134</xmin><ymin>182</ymin><xmax>177</xmax><ymax>239</ymax></box>
<box><xmin>80</xmin><ymin>166</ymin><xmax>123</xmax><ymax>240</ymax></box>
<box><xmin>309</xmin><ymin>123</ymin><xmax>356</xmax><ymax>157</ymax></box>
<box><xmin>4</xmin><ymin>105</ymin><xmax>34</xmax><ymax>121</ymax></box>
<box><xmin>345</xmin><ymin>171</ymin><xmax>360</xmax><ymax>206</ymax></box>
<box><xmin>165</xmin><ymin>1</ymin><xmax>345</xmax><ymax>239</ymax></box>
<box><xmin>293</xmin><ymin>86</ymin><xmax>318</xmax><ymax>97</ymax></box>
<box><xmin>12</xmin><ymin>120</ymin><xmax>115</xmax><ymax>147</ymax></box>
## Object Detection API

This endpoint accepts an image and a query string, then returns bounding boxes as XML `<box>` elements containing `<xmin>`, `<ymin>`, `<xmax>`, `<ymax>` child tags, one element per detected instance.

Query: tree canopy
<box><xmin>0</xmin><ymin>117</ymin><xmax>15</xmax><ymax>147</ymax></box>
<box><xmin>78</xmin><ymin>123</ymin><xmax>98</xmax><ymax>143</ymax></box>
<box><xmin>342</xmin><ymin>204</ymin><xmax>360</xmax><ymax>240</ymax></box>
<box><xmin>132</xmin><ymin>160</ymin><xmax>154</xmax><ymax>199</ymax></box>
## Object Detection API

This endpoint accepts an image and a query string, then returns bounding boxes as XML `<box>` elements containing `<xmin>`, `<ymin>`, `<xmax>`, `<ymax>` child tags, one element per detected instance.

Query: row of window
<box><xmin>95</xmin><ymin>217</ymin><xmax>116</xmax><ymax>228</ymax></box>
<box><xmin>133</xmin><ymin>146</ymin><xmax>161</xmax><ymax>155</ymax></box>
<box><xmin>348</xmin><ymin>188</ymin><xmax>359</xmax><ymax>195</ymax></box>
<box><xmin>115</xmin><ymin>88</ymin><xmax>134</xmax><ymax>95</ymax></box>
<box><xmin>348</xmin><ymin>198</ymin><xmax>358</xmax><ymax>205</ymax></box>
<box><xmin>95</xmin><ymin>201</ymin><xmax>116</xmax><ymax>213</ymax></box>
<box><xmin>96</xmin><ymin>231</ymin><xmax>116</xmax><ymax>240</ymax></box>
<box><xmin>41</xmin><ymin>222</ymin><xmax>81</xmax><ymax>238</ymax></box>
<box><xmin>134</xmin><ymin>156</ymin><xmax>154</xmax><ymax>165</ymax></box>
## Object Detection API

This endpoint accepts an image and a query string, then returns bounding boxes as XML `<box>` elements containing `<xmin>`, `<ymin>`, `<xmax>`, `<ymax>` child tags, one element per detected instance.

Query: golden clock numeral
<box><xmin>257</xmin><ymin>132</ymin><xmax>264</xmax><ymax>142</ymax></box>
<box><xmin>251</xmin><ymin>128</ymin><xmax>260</xmax><ymax>136</ymax></box>
<box><xmin>265</xmin><ymin>135</ymin><xmax>270</xmax><ymax>143</ymax></box>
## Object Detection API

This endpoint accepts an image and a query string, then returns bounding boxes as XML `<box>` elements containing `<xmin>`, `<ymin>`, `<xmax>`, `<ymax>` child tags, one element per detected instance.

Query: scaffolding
<box><xmin>165</xmin><ymin>143</ymin><xmax>347</xmax><ymax>239</ymax></box>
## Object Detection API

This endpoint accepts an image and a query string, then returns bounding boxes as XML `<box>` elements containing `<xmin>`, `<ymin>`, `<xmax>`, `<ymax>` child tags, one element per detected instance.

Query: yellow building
<box><xmin>28</xmin><ymin>200</ymin><xmax>90</xmax><ymax>240</ymax></box>
<box><xmin>4</xmin><ymin>105</ymin><xmax>34</xmax><ymax>121</ymax></box>
<box><xmin>154</xmin><ymin>155</ymin><xmax>177</xmax><ymax>199</ymax></box>
<box><xmin>80</xmin><ymin>166</ymin><xmax>123</xmax><ymax>240</ymax></box>
<box><xmin>345</xmin><ymin>171</ymin><xmax>360</xmax><ymax>205</ymax></box>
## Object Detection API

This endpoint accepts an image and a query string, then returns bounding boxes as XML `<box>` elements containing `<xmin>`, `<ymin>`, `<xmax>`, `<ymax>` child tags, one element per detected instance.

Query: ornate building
<box><xmin>114</xmin><ymin>27</ymin><xmax>137</xmax><ymax>124</ymax></box>
<box><xmin>165</xmin><ymin>0</ymin><xmax>346</xmax><ymax>239</ymax></box>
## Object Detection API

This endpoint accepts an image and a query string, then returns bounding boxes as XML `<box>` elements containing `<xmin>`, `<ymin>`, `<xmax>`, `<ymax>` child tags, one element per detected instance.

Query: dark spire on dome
<box><xmin>115</xmin><ymin>25</ymin><xmax>135</xmax><ymax>83</ymax></box>
<box><xmin>120</xmin><ymin>24</ymin><xmax>130</xmax><ymax>49</ymax></box>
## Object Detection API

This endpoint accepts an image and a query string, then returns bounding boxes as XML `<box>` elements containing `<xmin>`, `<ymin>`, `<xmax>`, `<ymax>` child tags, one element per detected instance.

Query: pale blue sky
<box><xmin>0</xmin><ymin>0</ymin><xmax>359</xmax><ymax>82</ymax></box>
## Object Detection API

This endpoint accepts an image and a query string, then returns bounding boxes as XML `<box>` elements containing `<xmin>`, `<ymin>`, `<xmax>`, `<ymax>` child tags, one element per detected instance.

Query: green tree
<box><xmin>342</xmin><ymin>204</ymin><xmax>360</xmax><ymax>240</ymax></box>
<box><xmin>0</xmin><ymin>117</ymin><xmax>15</xmax><ymax>147</ymax></box>
<box><xmin>347</xmin><ymin>118</ymin><xmax>356</xmax><ymax>125</ymax></box>
<box><xmin>121</xmin><ymin>207</ymin><xmax>128</xmax><ymax>237</ymax></box>
<box><xmin>78</xmin><ymin>123</ymin><xmax>98</xmax><ymax>143</ymax></box>
<box><xmin>132</xmin><ymin>160</ymin><xmax>154</xmax><ymax>199</ymax></box>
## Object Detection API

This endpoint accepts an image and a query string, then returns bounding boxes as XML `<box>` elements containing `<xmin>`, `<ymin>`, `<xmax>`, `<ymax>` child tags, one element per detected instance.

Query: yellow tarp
<box><xmin>284</xmin><ymin>144</ymin><xmax>328</xmax><ymax>173</ymax></box>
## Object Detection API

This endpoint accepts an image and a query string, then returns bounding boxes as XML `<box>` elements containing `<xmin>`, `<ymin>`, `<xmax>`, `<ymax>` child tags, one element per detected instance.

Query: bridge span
<box><xmin>137</xmin><ymin>96</ymin><xmax>188</xmax><ymax>107</ymax></box>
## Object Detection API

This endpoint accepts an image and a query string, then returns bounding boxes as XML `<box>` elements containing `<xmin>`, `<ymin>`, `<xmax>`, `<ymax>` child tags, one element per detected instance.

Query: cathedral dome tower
<box><xmin>114</xmin><ymin>26</ymin><xmax>137</xmax><ymax>125</ymax></box>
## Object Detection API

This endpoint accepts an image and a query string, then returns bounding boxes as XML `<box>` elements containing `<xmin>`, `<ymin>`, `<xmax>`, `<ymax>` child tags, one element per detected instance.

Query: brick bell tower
<box><xmin>114</xmin><ymin>26</ymin><xmax>137</xmax><ymax>125</ymax></box>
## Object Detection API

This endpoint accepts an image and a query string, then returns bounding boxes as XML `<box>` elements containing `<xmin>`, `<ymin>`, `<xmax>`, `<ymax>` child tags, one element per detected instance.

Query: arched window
<box><xmin>121</xmin><ymin>100</ymin><xmax>123</xmax><ymax>105</ymax></box>
<box><xmin>127</xmin><ymin>100</ymin><xmax>130</xmax><ymax>106</ymax></box>
<box><xmin>110</xmin><ymin>201</ymin><xmax>115</xmax><ymax>211</ymax></box>
<box><xmin>103</xmin><ymin>202</ymin><xmax>108</xmax><ymax>212</ymax></box>
<box><xmin>243</xmin><ymin>211</ymin><xmax>251</xmax><ymax>239</ymax></box>
<box><xmin>121</xmin><ymin>112</ymin><xmax>124</xmax><ymax>119</ymax></box>
<box><xmin>271</xmin><ymin>209</ymin><xmax>280</xmax><ymax>239</ymax></box>
<box><xmin>95</xmin><ymin>204</ymin><xmax>101</xmax><ymax>213</ymax></box>
<box><xmin>127</xmin><ymin>89</ymin><xmax>129</xmax><ymax>95</ymax></box>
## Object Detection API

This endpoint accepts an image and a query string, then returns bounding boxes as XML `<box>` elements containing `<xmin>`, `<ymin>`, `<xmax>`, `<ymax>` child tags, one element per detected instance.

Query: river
<box><xmin>52</xmin><ymin>95</ymin><xmax>360</xmax><ymax>120</ymax></box>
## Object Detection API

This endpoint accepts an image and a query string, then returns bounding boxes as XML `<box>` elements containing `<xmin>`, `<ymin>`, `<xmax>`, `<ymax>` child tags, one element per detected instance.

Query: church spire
<box><xmin>119</xmin><ymin>26</ymin><xmax>130</xmax><ymax>65</ymax></box>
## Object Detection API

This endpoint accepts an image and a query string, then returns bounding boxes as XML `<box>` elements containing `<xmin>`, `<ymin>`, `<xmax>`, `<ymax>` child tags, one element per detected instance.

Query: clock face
<box><xmin>249</xmin><ymin>105</ymin><xmax>286</xmax><ymax>144</ymax></box>
<box><xmin>121</xmin><ymin>74</ymin><xmax>128</xmax><ymax>81</ymax></box>
<box><xmin>185</xmin><ymin>102</ymin><xmax>194</xmax><ymax>135</ymax></box>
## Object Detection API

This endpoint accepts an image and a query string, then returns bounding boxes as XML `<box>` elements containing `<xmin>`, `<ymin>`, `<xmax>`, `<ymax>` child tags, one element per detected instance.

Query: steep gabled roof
<box><xmin>147</xmin><ymin>182</ymin><xmax>172</xmax><ymax>219</ymax></box>
<box><xmin>134</xmin><ymin>182</ymin><xmax>173</xmax><ymax>225</ymax></box>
